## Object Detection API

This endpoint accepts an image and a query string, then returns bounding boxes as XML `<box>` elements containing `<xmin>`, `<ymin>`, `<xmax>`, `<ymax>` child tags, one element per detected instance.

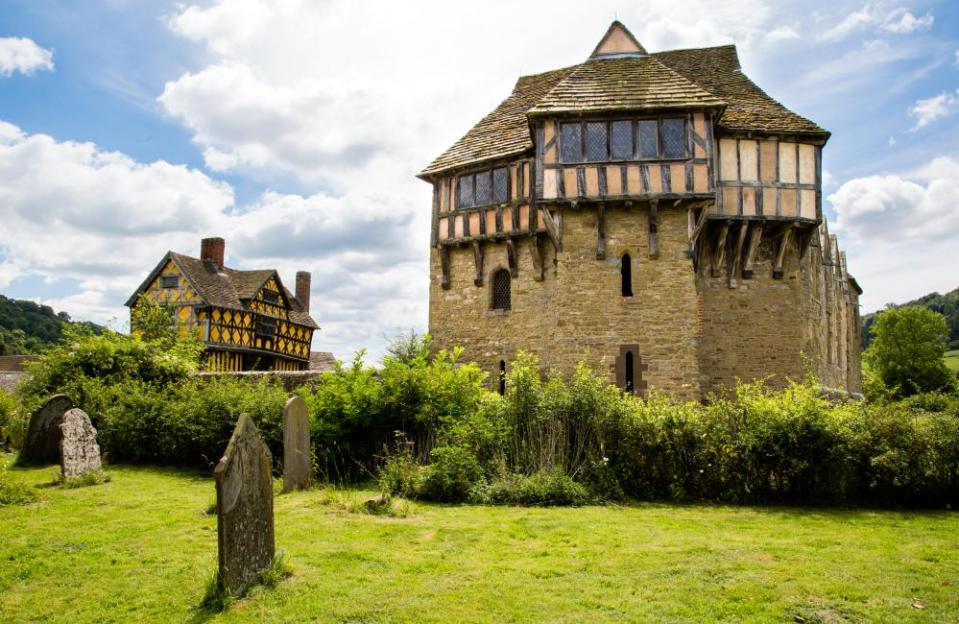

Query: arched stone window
<box><xmin>498</xmin><ymin>360</ymin><xmax>507</xmax><ymax>395</ymax></box>
<box><xmin>491</xmin><ymin>268</ymin><xmax>511</xmax><ymax>311</ymax></box>
<box><xmin>621</xmin><ymin>253</ymin><xmax>633</xmax><ymax>297</ymax></box>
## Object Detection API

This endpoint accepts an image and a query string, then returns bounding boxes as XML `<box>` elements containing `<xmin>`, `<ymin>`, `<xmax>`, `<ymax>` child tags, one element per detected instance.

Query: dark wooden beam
<box><xmin>742</xmin><ymin>222</ymin><xmax>763</xmax><ymax>279</ymax></box>
<box><xmin>507</xmin><ymin>239</ymin><xmax>518</xmax><ymax>277</ymax></box>
<box><xmin>728</xmin><ymin>220</ymin><xmax>749</xmax><ymax>288</ymax></box>
<box><xmin>541</xmin><ymin>208</ymin><xmax>562</xmax><ymax>251</ymax></box>
<box><xmin>529</xmin><ymin>235</ymin><xmax>545</xmax><ymax>282</ymax></box>
<box><xmin>711</xmin><ymin>220</ymin><xmax>730</xmax><ymax>277</ymax></box>
<box><xmin>648</xmin><ymin>200</ymin><xmax>659</xmax><ymax>259</ymax></box>
<box><xmin>774</xmin><ymin>225</ymin><xmax>793</xmax><ymax>278</ymax></box>
<box><xmin>596</xmin><ymin>203</ymin><xmax>607</xmax><ymax>260</ymax></box>
<box><xmin>472</xmin><ymin>241</ymin><xmax>484</xmax><ymax>287</ymax></box>
<box><xmin>440</xmin><ymin>246</ymin><xmax>451</xmax><ymax>290</ymax></box>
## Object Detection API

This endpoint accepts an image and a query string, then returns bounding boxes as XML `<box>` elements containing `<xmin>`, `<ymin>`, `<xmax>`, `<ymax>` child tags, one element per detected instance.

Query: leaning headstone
<box><xmin>21</xmin><ymin>394</ymin><xmax>74</xmax><ymax>465</ymax></box>
<box><xmin>282</xmin><ymin>396</ymin><xmax>312</xmax><ymax>492</ymax></box>
<box><xmin>214</xmin><ymin>413</ymin><xmax>275</xmax><ymax>596</ymax></box>
<box><xmin>59</xmin><ymin>408</ymin><xmax>102</xmax><ymax>480</ymax></box>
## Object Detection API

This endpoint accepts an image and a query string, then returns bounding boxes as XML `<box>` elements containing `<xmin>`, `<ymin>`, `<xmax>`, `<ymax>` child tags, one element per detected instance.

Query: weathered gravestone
<box><xmin>20</xmin><ymin>394</ymin><xmax>74</xmax><ymax>465</ymax></box>
<box><xmin>59</xmin><ymin>408</ymin><xmax>102</xmax><ymax>480</ymax></box>
<box><xmin>214</xmin><ymin>413</ymin><xmax>275</xmax><ymax>596</ymax></box>
<box><xmin>282</xmin><ymin>396</ymin><xmax>312</xmax><ymax>492</ymax></box>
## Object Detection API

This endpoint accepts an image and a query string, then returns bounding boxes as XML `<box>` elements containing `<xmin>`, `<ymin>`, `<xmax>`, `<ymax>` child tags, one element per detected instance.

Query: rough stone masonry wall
<box><xmin>429</xmin><ymin>206</ymin><xmax>703</xmax><ymax>401</ymax></box>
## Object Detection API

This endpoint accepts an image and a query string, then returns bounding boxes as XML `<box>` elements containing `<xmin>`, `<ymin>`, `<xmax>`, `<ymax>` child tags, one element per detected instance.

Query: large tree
<box><xmin>865</xmin><ymin>306</ymin><xmax>953</xmax><ymax>396</ymax></box>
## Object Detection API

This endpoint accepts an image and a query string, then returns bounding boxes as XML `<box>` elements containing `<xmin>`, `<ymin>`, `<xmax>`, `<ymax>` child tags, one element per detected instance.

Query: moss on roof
<box><xmin>420</xmin><ymin>41</ymin><xmax>828</xmax><ymax>178</ymax></box>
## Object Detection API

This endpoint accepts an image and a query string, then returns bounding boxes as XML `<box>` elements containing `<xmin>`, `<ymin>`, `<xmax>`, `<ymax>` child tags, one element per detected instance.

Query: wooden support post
<box><xmin>541</xmin><ymin>208</ymin><xmax>562</xmax><ymax>251</ymax></box>
<box><xmin>596</xmin><ymin>203</ymin><xmax>607</xmax><ymax>260</ymax></box>
<box><xmin>729</xmin><ymin>220</ymin><xmax>749</xmax><ymax>288</ymax></box>
<box><xmin>711</xmin><ymin>220</ymin><xmax>730</xmax><ymax>277</ymax></box>
<box><xmin>797</xmin><ymin>226</ymin><xmax>816</xmax><ymax>262</ymax></box>
<box><xmin>742</xmin><ymin>222</ymin><xmax>763</xmax><ymax>279</ymax></box>
<box><xmin>472</xmin><ymin>241</ymin><xmax>484</xmax><ymax>287</ymax></box>
<box><xmin>529</xmin><ymin>235</ymin><xmax>545</xmax><ymax>282</ymax></box>
<box><xmin>507</xmin><ymin>239</ymin><xmax>518</xmax><ymax>277</ymax></box>
<box><xmin>648</xmin><ymin>200</ymin><xmax>659</xmax><ymax>259</ymax></box>
<box><xmin>440</xmin><ymin>246</ymin><xmax>451</xmax><ymax>290</ymax></box>
<box><xmin>688</xmin><ymin>206</ymin><xmax>708</xmax><ymax>258</ymax></box>
<box><xmin>774</xmin><ymin>226</ymin><xmax>793</xmax><ymax>279</ymax></box>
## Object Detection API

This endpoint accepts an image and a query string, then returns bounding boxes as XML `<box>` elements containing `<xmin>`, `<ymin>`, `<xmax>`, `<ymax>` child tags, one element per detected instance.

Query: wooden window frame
<box><xmin>160</xmin><ymin>275</ymin><xmax>178</xmax><ymax>289</ymax></box>
<box><xmin>557</xmin><ymin>117</ymin><xmax>688</xmax><ymax>164</ymax></box>
<box><xmin>457</xmin><ymin>166</ymin><xmax>511</xmax><ymax>210</ymax></box>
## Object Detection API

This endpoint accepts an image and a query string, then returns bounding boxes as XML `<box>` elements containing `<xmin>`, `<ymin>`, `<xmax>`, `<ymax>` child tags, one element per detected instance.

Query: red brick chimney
<box><xmin>200</xmin><ymin>237</ymin><xmax>225</xmax><ymax>269</ymax></box>
<box><xmin>295</xmin><ymin>271</ymin><xmax>311</xmax><ymax>312</ymax></box>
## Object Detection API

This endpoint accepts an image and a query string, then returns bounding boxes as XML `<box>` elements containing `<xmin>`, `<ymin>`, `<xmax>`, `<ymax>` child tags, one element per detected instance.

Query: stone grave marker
<box><xmin>214</xmin><ymin>413</ymin><xmax>275</xmax><ymax>596</ymax></box>
<box><xmin>59</xmin><ymin>408</ymin><xmax>102</xmax><ymax>480</ymax></box>
<box><xmin>282</xmin><ymin>396</ymin><xmax>311</xmax><ymax>492</ymax></box>
<box><xmin>21</xmin><ymin>394</ymin><xmax>74</xmax><ymax>465</ymax></box>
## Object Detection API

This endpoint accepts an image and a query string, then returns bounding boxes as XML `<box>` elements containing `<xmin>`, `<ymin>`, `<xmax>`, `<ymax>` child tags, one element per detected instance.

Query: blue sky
<box><xmin>1</xmin><ymin>0</ymin><xmax>957</xmax><ymax>361</ymax></box>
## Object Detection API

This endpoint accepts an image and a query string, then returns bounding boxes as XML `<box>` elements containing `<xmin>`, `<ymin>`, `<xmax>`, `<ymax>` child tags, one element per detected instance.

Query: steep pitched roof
<box><xmin>419</xmin><ymin>23</ymin><xmax>828</xmax><ymax>178</ymax></box>
<box><xmin>126</xmin><ymin>252</ymin><xmax>318</xmax><ymax>329</ymax></box>
<box><xmin>653</xmin><ymin>45</ymin><xmax>828</xmax><ymax>138</ymax></box>
<box><xmin>591</xmin><ymin>20</ymin><xmax>647</xmax><ymax>58</ymax></box>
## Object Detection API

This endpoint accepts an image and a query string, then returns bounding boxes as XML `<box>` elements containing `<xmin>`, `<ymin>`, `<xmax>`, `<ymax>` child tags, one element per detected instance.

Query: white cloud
<box><xmin>0</xmin><ymin>36</ymin><xmax>54</xmax><ymax>77</ymax></box>
<box><xmin>908</xmin><ymin>89</ymin><xmax>959</xmax><ymax>129</ymax></box>
<box><xmin>879</xmin><ymin>9</ymin><xmax>933</xmax><ymax>34</ymax></box>
<box><xmin>819</xmin><ymin>5</ymin><xmax>934</xmax><ymax>42</ymax></box>
<box><xmin>828</xmin><ymin>156</ymin><xmax>959</xmax><ymax>311</ymax></box>
<box><xmin>0</xmin><ymin>120</ymin><xmax>426</xmax><ymax>361</ymax></box>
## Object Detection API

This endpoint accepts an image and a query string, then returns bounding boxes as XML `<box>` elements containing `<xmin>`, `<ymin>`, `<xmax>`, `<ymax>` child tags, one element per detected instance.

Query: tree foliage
<box><xmin>864</xmin><ymin>306</ymin><xmax>953</xmax><ymax>397</ymax></box>
<box><xmin>0</xmin><ymin>294</ymin><xmax>103</xmax><ymax>355</ymax></box>
<box><xmin>862</xmin><ymin>285</ymin><xmax>959</xmax><ymax>350</ymax></box>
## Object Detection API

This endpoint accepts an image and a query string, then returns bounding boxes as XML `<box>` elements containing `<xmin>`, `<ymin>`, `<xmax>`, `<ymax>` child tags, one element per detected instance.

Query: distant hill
<box><xmin>0</xmin><ymin>294</ymin><xmax>103</xmax><ymax>355</ymax></box>
<box><xmin>861</xmin><ymin>286</ymin><xmax>959</xmax><ymax>350</ymax></box>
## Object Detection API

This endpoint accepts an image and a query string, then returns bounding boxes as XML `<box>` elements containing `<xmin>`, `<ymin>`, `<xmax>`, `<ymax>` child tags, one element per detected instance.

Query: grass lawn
<box><xmin>945</xmin><ymin>350</ymin><xmax>959</xmax><ymax>374</ymax></box>
<box><xmin>1</xmin><ymin>455</ymin><xmax>958</xmax><ymax>623</ymax></box>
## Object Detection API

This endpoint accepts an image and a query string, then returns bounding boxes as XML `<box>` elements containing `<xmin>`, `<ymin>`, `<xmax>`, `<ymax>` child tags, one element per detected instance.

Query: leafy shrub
<box><xmin>417</xmin><ymin>445</ymin><xmax>485</xmax><ymax>503</ymax></box>
<box><xmin>471</xmin><ymin>470</ymin><xmax>590</xmax><ymax>506</ymax></box>
<box><xmin>0</xmin><ymin>389</ymin><xmax>17</xmax><ymax>443</ymax></box>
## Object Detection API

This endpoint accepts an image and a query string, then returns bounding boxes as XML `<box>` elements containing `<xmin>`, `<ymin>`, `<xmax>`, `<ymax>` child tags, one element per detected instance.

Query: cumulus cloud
<box><xmin>0</xmin><ymin>120</ymin><xmax>426</xmax><ymax>361</ymax></box>
<box><xmin>0</xmin><ymin>36</ymin><xmax>54</xmax><ymax>77</ymax></box>
<box><xmin>908</xmin><ymin>89</ymin><xmax>959</xmax><ymax>129</ymax></box>
<box><xmin>819</xmin><ymin>5</ymin><xmax>934</xmax><ymax>41</ymax></box>
<box><xmin>828</xmin><ymin>156</ymin><xmax>959</xmax><ymax>311</ymax></box>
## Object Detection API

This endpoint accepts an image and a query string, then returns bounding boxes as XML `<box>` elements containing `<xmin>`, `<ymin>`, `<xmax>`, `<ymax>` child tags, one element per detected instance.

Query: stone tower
<box><xmin>419</xmin><ymin>22</ymin><xmax>862</xmax><ymax>400</ymax></box>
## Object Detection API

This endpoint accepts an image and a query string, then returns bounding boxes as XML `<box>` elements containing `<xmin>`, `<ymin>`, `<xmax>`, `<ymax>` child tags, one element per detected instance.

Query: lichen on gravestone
<box><xmin>214</xmin><ymin>413</ymin><xmax>275</xmax><ymax>596</ymax></box>
<box><xmin>59</xmin><ymin>408</ymin><xmax>102</xmax><ymax>480</ymax></box>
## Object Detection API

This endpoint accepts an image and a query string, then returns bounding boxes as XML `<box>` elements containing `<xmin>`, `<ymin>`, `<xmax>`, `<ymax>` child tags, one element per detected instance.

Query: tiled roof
<box><xmin>420</xmin><ymin>31</ymin><xmax>828</xmax><ymax>177</ymax></box>
<box><xmin>527</xmin><ymin>56</ymin><xmax>725</xmax><ymax>117</ymax></box>
<box><xmin>653</xmin><ymin>45</ymin><xmax>828</xmax><ymax>138</ymax></box>
<box><xmin>309</xmin><ymin>351</ymin><xmax>337</xmax><ymax>372</ymax></box>
<box><xmin>127</xmin><ymin>252</ymin><xmax>318</xmax><ymax>329</ymax></box>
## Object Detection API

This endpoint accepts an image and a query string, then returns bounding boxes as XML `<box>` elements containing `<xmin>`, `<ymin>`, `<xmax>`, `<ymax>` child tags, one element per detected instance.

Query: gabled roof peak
<box><xmin>590</xmin><ymin>20</ymin><xmax>647</xmax><ymax>59</ymax></box>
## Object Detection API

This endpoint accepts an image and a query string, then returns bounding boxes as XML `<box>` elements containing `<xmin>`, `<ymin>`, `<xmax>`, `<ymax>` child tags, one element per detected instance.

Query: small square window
<box><xmin>492</xmin><ymin>168</ymin><xmax>508</xmax><ymax>203</ymax></box>
<box><xmin>160</xmin><ymin>275</ymin><xmax>178</xmax><ymax>289</ymax></box>
<box><xmin>610</xmin><ymin>121</ymin><xmax>633</xmax><ymax>160</ymax></box>
<box><xmin>585</xmin><ymin>122</ymin><xmax>608</xmax><ymax>162</ymax></box>
<box><xmin>662</xmin><ymin>119</ymin><xmax>686</xmax><ymax>159</ymax></box>
<box><xmin>457</xmin><ymin>175</ymin><xmax>474</xmax><ymax>209</ymax></box>
<box><xmin>560</xmin><ymin>123</ymin><xmax>582</xmax><ymax>163</ymax></box>
<box><xmin>263</xmin><ymin>290</ymin><xmax>279</xmax><ymax>305</ymax></box>
<box><xmin>638</xmin><ymin>121</ymin><xmax>658</xmax><ymax>158</ymax></box>
<box><xmin>475</xmin><ymin>170</ymin><xmax>492</xmax><ymax>206</ymax></box>
<box><xmin>255</xmin><ymin>318</ymin><xmax>275</xmax><ymax>338</ymax></box>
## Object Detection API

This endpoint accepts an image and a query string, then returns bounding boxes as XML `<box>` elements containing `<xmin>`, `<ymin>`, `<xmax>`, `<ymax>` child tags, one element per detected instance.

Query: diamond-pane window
<box><xmin>585</xmin><ymin>122</ymin><xmax>608</xmax><ymax>162</ymax></box>
<box><xmin>491</xmin><ymin>269</ymin><xmax>511</xmax><ymax>311</ymax></box>
<box><xmin>492</xmin><ymin>168</ymin><xmax>508</xmax><ymax>203</ymax></box>
<box><xmin>474</xmin><ymin>171</ymin><xmax>492</xmax><ymax>206</ymax></box>
<box><xmin>610</xmin><ymin>121</ymin><xmax>633</xmax><ymax>160</ymax></box>
<box><xmin>458</xmin><ymin>175</ymin><xmax>474</xmax><ymax>209</ymax></box>
<box><xmin>560</xmin><ymin>123</ymin><xmax>581</xmax><ymax>163</ymax></box>
<box><xmin>662</xmin><ymin>119</ymin><xmax>686</xmax><ymax>159</ymax></box>
<box><xmin>638</xmin><ymin>121</ymin><xmax>658</xmax><ymax>158</ymax></box>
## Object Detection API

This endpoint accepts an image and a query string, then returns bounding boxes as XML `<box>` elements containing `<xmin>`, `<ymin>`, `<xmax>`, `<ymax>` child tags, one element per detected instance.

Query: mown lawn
<box><xmin>1</xmin><ymin>455</ymin><xmax>957</xmax><ymax>623</ymax></box>
<box><xmin>945</xmin><ymin>350</ymin><xmax>959</xmax><ymax>374</ymax></box>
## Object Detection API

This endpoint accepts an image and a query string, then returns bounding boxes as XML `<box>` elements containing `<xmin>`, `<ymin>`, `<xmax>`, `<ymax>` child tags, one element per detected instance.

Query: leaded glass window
<box><xmin>662</xmin><ymin>118</ymin><xmax>686</xmax><ymax>159</ymax></box>
<box><xmin>560</xmin><ymin>123</ymin><xmax>581</xmax><ymax>163</ymax></box>
<box><xmin>492</xmin><ymin>168</ymin><xmax>508</xmax><ymax>203</ymax></box>
<box><xmin>474</xmin><ymin>170</ymin><xmax>492</xmax><ymax>206</ymax></box>
<box><xmin>585</xmin><ymin>122</ymin><xmax>608</xmax><ymax>162</ymax></box>
<box><xmin>491</xmin><ymin>269</ymin><xmax>511</xmax><ymax>311</ymax></box>
<box><xmin>457</xmin><ymin>174</ymin><xmax>474</xmax><ymax>209</ymax></box>
<box><xmin>610</xmin><ymin>120</ymin><xmax>633</xmax><ymax>160</ymax></box>
<box><xmin>638</xmin><ymin>121</ymin><xmax>658</xmax><ymax>158</ymax></box>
